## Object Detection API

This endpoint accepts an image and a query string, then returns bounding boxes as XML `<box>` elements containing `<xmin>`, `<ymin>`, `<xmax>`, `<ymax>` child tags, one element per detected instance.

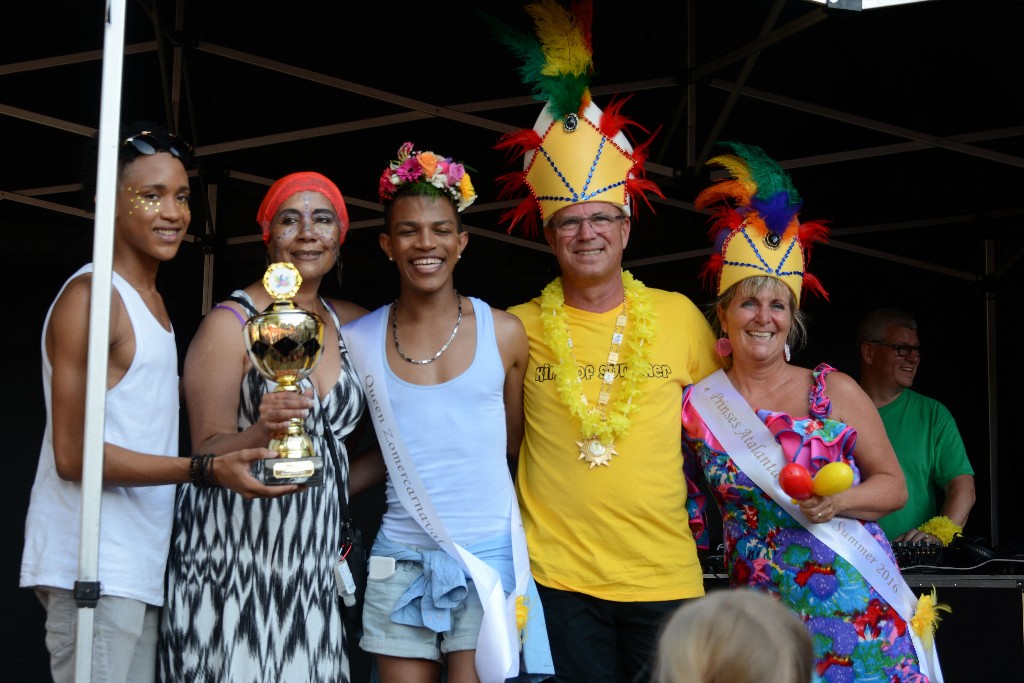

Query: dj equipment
<box><xmin>893</xmin><ymin>536</ymin><xmax>998</xmax><ymax>570</ymax></box>
<box><xmin>892</xmin><ymin>540</ymin><xmax>945</xmax><ymax>569</ymax></box>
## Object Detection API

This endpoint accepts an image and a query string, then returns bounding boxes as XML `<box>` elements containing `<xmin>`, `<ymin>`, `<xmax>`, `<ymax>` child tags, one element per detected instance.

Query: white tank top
<box><xmin>380</xmin><ymin>299</ymin><xmax>515</xmax><ymax>546</ymax></box>
<box><xmin>20</xmin><ymin>264</ymin><xmax>179</xmax><ymax>605</ymax></box>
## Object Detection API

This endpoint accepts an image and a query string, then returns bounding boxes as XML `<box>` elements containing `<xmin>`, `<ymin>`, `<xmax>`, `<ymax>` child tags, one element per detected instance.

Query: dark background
<box><xmin>3</xmin><ymin>0</ymin><xmax>1023</xmax><ymax>678</ymax></box>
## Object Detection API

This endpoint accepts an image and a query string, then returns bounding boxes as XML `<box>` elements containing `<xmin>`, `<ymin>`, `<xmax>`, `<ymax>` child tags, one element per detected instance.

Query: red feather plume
<box><xmin>495</xmin><ymin>170</ymin><xmax>528</xmax><ymax>202</ymax></box>
<box><xmin>501</xmin><ymin>196</ymin><xmax>542</xmax><ymax>237</ymax></box>
<box><xmin>798</xmin><ymin>219</ymin><xmax>830</xmax><ymax>248</ymax></box>
<box><xmin>625</xmin><ymin>177</ymin><xmax>663</xmax><ymax>218</ymax></box>
<box><xmin>705</xmin><ymin>206</ymin><xmax>743</xmax><ymax>241</ymax></box>
<box><xmin>573</xmin><ymin>0</ymin><xmax>594</xmax><ymax>54</ymax></box>
<box><xmin>629</xmin><ymin>127</ymin><xmax>657</xmax><ymax>170</ymax></box>
<box><xmin>599</xmin><ymin>95</ymin><xmax>649</xmax><ymax>141</ymax></box>
<box><xmin>802</xmin><ymin>272</ymin><xmax>829</xmax><ymax>302</ymax></box>
<box><xmin>700</xmin><ymin>253</ymin><xmax>725</xmax><ymax>290</ymax></box>
<box><xmin>495</xmin><ymin>128</ymin><xmax>543</xmax><ymax>160</ymax></box>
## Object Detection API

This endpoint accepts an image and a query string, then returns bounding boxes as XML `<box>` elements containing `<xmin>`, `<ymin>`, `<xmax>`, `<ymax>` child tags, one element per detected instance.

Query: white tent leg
<box><xmin>75</xmin><ymin>1</ymin><xmax>127</xmax><ymax>680</ymax></box>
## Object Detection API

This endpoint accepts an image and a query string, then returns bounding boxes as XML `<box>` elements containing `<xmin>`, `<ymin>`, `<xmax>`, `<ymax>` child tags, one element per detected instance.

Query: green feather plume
<box><xmin>721</xmin><ymin>141</ymin><xmax>801</xmax><ymax>207</ymax></box>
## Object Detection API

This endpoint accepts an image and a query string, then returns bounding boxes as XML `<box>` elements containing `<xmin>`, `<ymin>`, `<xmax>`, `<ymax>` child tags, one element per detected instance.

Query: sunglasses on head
<box><xmin>121</xmin><ymin>131</ymin><xmax>193</xmax><ymax>161</ymax></box>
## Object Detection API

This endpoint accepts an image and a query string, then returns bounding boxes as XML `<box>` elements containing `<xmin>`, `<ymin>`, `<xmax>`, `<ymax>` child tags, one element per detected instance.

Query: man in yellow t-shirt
<box><xmin>494</xmin><ymin>11</ymin><xmax>718</xmax><ymax>678</ymax></box>
<box><xmin>508</xmin><ymin>202</ymin><xmax>718</xmax><ymax>681</ymax></box>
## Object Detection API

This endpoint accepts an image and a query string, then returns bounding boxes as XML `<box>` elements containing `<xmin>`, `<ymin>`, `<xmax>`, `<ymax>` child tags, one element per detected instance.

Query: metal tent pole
<box><xmin>74</xmin><ymin>1</ymin><xmax>127</xmax><ymax>680</ymax></box>
<box><xmin>984</xmin><ymin>239</ymin><xmax>1000</xmax><ymax>546</ymax></box>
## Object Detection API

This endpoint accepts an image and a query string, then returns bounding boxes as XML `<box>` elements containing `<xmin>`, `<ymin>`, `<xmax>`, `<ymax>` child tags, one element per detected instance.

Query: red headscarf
<box><xmin>256</xmin><ymin>172</ymin><xmax>349</xmax><ymax>245</ymax></box>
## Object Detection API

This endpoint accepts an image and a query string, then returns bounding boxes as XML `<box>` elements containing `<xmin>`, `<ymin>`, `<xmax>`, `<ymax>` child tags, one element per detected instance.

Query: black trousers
<box><xmin>536</xmin><ymin>583</ymin><xmax>688</xmax><ymax>683</ymax></box>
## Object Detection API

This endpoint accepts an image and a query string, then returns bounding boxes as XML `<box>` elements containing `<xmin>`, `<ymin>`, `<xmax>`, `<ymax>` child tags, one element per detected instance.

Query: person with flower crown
<box><xmin>490</xmin><ymin>4</ymin><xmax>721</xmax><ymax>681</ymax></box>
<box><xmin>682</xmin><ymin>143</ymin><xmax>943</xmax><ymax>682</ymax></box>
<box><xmin>341</xmin><ymin>142</ymin><xmax>553</xmax><ymax>683</ymax></box>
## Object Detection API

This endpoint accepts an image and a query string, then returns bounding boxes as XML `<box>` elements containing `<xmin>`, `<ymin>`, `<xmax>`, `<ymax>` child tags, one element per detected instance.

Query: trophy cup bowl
<box><xmin>243</xmin><ymin>263</ymin><xmax>325</xmax><ymax>486</ymax></box>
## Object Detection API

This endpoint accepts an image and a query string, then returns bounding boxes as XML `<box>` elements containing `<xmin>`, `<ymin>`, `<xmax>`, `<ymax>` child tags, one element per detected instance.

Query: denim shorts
<box><xmin>359</xmin><ymin>558</ymin><xmax>483</xmax><ymax>662</ymax></box>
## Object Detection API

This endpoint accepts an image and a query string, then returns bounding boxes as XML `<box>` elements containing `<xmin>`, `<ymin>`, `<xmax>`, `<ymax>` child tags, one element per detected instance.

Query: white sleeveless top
<box><xmin>20</xmin><ymin>264</ymin><xmax>179</xmax><ymax>605</ymax></box>
<box><xmin>379</xmin><ymin>298</ymin><xmax>515</xmax><ymax>546</ymax></box>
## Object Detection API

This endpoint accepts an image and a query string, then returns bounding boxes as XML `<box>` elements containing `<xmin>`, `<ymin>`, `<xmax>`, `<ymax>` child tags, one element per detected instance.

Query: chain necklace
<box><xmin>392</xmin><ymin>289</ymin><xmax>462</xmax><ymax>365</ymax></box>
<box><xmin>539</xmin><ymin>271</ymin><xmax>657</xmax><ymax>468</ymax></box>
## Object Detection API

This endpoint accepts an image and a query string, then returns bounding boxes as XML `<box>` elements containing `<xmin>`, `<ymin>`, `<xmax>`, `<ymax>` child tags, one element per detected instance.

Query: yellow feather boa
<box><xmin>916</xmin><ymin>515</ymin><xmax>963</xmax><ymax>547</ymax></box>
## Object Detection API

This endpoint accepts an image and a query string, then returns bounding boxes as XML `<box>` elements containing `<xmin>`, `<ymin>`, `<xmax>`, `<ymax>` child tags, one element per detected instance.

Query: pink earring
<box><xmin>715</xmin><ymin>337</ymin><xmax>733</xmax><ymax>357</ymax></box>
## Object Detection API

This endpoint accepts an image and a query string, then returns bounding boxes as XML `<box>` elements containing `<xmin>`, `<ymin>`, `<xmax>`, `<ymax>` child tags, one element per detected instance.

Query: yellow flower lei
<box><xmin>539</xmin><ymin>270</ymin><xmax>656</xmax><ymax>446</ymax></box>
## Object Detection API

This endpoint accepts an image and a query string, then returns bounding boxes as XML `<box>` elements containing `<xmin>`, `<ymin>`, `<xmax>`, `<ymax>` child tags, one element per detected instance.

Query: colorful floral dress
<box><xmin>682</xmin><ymin>364</ymin><xmax>929</xmax><ymax>683</ymax></box>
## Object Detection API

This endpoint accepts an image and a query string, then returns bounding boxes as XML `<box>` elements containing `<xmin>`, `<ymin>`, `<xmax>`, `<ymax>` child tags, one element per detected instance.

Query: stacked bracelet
<box><xmin>189</xmin><ymin>453</ymin><xmax>217</xmax><ymax>488</ymax></box>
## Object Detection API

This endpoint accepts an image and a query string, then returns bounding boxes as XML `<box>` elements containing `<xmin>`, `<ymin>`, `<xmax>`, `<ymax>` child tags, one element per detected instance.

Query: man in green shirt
<box><xmin>856</xmin><ymin>308</ymin><xmax>975</xmax><ymax>544</ymax></box>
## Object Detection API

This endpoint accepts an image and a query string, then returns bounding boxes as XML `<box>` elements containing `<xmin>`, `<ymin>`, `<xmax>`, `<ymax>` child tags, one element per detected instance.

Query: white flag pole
<box><xmin>74</xmin><ymin>1</ymin><xmax>127</xmax><ymax>680</ymax></box>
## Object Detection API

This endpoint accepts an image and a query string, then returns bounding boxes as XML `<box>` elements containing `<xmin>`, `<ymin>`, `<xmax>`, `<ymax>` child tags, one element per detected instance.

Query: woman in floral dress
<box><xmin>681</xmin><ymin>143</ymin><xmax>934</xmax><ymax>682</ymax></box>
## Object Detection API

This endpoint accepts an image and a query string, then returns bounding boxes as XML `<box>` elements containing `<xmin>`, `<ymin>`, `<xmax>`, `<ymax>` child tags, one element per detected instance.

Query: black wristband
<box><xmin>189</xmin><ymin>453</ymin><xmax>216</xmax><ymax>487</ymax></box>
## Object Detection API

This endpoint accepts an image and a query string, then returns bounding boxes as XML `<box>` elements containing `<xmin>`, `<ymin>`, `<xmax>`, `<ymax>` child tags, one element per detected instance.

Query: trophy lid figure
<box><xmin>245</xmin><ymin>262</ymin><xmax>325</xmax><ymax>391</ymax></box>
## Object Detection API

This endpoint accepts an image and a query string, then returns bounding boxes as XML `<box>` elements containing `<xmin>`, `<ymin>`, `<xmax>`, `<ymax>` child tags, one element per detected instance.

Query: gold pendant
<box><xmin>577</xmin><ymin>437</ymin><xmax>617</xmax><ymax>468</ymax></box>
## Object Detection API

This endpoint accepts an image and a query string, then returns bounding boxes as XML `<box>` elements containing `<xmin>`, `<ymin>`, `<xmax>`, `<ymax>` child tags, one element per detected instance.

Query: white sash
<box><xmin>344</xmin><ymin>307</ymin><xmax>528</xmax><ymax>683</ymax></box>
<box><xmin>690</xmin><ymin>370</ymin><xmax>943</xmax><ymax>682</ymax></box>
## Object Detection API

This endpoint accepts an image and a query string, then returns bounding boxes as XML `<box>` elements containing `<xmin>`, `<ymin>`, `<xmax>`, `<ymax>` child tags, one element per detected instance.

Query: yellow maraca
<box><xmin>812</xmin><ymin>461</ymin><xmax>854</xmax><ymax>497</ymax></box>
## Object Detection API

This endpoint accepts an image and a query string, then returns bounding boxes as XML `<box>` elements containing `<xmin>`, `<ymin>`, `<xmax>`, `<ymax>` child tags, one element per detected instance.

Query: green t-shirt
<box><xmin>877</xmin><ymin>389</ymin><xmax>973</xmax><ymax>538</ymax></box>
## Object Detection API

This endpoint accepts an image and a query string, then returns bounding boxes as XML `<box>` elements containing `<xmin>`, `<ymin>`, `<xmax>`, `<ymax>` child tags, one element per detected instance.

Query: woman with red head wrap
<box><xmin>257</xmin><ymin>171</ymin><xmax>351</xmax><ymax>246</ymax></box>
<box><xmin>160</xmin><ymin>172</ymin><xmax>369</xmax><ymax>682</ymax></box>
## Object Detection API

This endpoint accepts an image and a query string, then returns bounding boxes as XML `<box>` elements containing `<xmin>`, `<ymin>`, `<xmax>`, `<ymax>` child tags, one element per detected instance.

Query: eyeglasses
<box><xmin>122</xmin><ymin>131</ymin><xmax>193</xmax><ymax>161</ymax></box>
<box><xmin>870</xmin><ymin>340</ymin><xmax>922</xmax><ymax>357</ymax></box>
<box><xmin>551</xmin><ymin>213</ymin><xmax>625</xmax><ymax>234</ymax></box>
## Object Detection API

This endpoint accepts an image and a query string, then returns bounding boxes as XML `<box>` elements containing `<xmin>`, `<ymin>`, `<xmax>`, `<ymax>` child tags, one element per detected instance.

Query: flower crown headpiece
<box><xmin>378</xmin><ymin>141</ymin><xmax>477</xmax><ymax>212</ymax></box>
<box><xmin>695</xmin><ymin>142</ymin><xmax>829</xmax><ymax>307</ymax></box>
<box><xmin>488</xmin><ymin>0</ymin><xmax>664</xmax><ymax>236</ymax></box>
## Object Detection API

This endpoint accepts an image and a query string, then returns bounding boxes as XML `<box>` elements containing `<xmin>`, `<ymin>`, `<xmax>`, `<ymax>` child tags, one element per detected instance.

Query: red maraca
<box><xmin>778</xmin><ymin>463</ymin><xmax>814</xmax><ymax>502</ymax></box>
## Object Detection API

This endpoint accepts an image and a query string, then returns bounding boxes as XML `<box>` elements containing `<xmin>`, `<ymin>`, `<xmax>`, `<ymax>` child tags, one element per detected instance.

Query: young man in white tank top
<box><xmin>344</xmin><ymin>144</ymin><xmax>551</xmax><ymax>683</ymax></box>
<box><xmin>20</xmin><ymin>125</ymin><xmax>298</xmax><ymax>683</ymax></box>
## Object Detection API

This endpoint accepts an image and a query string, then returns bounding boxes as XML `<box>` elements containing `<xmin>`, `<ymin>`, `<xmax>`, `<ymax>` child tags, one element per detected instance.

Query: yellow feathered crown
<box><xmin>696</xmin><ymin>143</ymin><xmax>829</xmax><ymax>306</ymax></box>
<box><xmin>491</xmin><ymin>0</ymin><xmax>663</xmax><ymax>235</ymax></box>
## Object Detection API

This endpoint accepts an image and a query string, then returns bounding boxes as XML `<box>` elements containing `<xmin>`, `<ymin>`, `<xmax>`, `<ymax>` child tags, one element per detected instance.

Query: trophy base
<box><xmin>257</xmin><ymin>456</ymin><xmax>324</xmax><ymax>486</ymax></box>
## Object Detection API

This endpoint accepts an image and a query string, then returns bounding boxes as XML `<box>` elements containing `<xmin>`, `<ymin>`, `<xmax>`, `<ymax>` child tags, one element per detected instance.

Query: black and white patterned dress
<box><xmin>160</xmin><ymin>290</ymin><xmax>365</xmax><ymax>683</ymax></box>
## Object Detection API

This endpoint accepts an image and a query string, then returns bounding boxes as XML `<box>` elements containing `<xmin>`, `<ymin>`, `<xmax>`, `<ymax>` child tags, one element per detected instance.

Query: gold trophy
<box><xmin>243</xmin><ymin>262</ymin><xmax>325</xmax><ymax>486</ymax></box>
